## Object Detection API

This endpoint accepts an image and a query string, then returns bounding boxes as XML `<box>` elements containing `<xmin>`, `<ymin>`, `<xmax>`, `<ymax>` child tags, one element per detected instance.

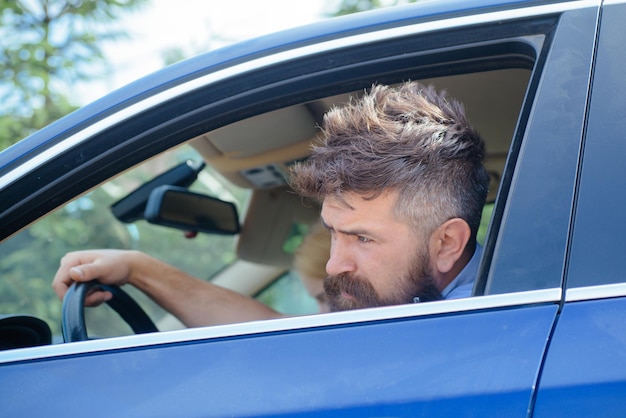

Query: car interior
<box><xmin>190</xmin><ymin>68</ymin><xmax>530</xmax><ymax>292</ymax></box>
<box><xmin>0</xmin><ymin>65</ymin><xmax>532</xmax><ymax>349</ymax></box>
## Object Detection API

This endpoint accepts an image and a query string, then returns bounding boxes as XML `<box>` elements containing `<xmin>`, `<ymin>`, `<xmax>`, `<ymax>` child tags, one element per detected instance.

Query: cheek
<box><xmin>363</xmin><ymin>244</ymin><xmax>417</xmax><ymax>287</ymax></box>
<box><xmin>353</xmin><ymin>246</ymin><xmax>392</xmax><ymax>284</ymax></box>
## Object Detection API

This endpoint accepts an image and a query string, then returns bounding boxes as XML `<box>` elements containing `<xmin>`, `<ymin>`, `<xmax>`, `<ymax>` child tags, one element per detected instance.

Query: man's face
<box><xmin>321</xmin><ymin>191</ymin><xmax>442</xmax><ymax>312</ymax></box>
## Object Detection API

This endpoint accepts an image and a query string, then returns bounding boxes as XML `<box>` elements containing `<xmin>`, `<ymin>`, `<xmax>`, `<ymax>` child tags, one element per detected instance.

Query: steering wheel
<box><xmin>62</xmin><ymin>280</ymin><xmax>158</xmax><ymax>342</ymax></box>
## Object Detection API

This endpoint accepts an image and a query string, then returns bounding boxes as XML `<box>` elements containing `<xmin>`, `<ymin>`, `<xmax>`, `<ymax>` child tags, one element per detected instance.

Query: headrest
<box><xmin>237</xmin><ymin>188</ymin><xmax>320</xmax><ymax>267</ymax></box>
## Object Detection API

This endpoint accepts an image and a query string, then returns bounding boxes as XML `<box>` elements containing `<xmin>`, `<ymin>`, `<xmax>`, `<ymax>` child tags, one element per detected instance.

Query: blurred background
<box><xmin>0</xmin><ymin>0</ymin><xmax>420</xmax><ymax>150</ymax></box>
<box><xmin>0</xmin><ymin>0</ymin><xmax>420</xmax><ymax>335</ymax></box>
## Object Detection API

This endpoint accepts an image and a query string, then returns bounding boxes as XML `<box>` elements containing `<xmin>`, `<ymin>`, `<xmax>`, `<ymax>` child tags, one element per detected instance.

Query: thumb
<box><xmin>68</xmin><ymin>265</ymin><xmax>88</xmax><ymax>282</ymax></box>
<box><xmin>69</xmin><ymin>263</ymin><xmax>101</xmax><ymax>283</ymax></box>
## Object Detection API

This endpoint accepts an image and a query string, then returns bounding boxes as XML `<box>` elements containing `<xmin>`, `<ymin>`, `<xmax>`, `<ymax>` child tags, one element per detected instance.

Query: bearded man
<box><xmin>289</xmin><ymin>82</ymin><xmax>489</xmax><ymax>311</ymax></box>
<box><xmin>53</xmin><ymin>81</ymin><xmax>488</xmax><ymax>324</ymax></box>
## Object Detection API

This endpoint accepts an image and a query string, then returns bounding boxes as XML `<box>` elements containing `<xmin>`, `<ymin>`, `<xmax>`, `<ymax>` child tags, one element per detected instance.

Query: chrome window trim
<box><xmin>0</xmin><ymin>288</ymin><xmax>560</xmax><ymax>365</ymax></box>
<box><xmin>566</xmin><ymin>282</ymin><xmax>626</xmax><ymax>302</ymax></box>
<box><xmin>0</xmin><ymin>1</ymin><xmax>597</xmax><ymax>191</ymax></box>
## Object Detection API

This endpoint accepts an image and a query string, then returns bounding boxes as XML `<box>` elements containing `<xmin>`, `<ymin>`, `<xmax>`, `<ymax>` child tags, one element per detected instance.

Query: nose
<box><xmin>326</xmin><ymin>239</ymin><xmax>355</xmax><ymax>277</ymax></box>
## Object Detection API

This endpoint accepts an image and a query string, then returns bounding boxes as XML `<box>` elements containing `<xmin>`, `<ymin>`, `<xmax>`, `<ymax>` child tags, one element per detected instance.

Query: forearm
<box><xmin>126</xmin><ymin>251</ymin><xmax>284</xmax><ymax>327</ymax></box>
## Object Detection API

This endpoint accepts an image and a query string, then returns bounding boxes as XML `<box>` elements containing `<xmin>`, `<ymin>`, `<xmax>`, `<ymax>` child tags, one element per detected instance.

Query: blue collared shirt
<box><xmin>440</xmin><ymin>244</ymin><xmax>483</xmax><ymax>300</ymax></box>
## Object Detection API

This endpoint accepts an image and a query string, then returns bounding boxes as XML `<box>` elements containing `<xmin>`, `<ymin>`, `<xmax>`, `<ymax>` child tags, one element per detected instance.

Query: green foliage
<box><xmin>477</xmin><ymin>203</ymin><xmax>494</xmax><ymax>246</ymax></box>
<box><xmin>0</xmin><ymin>0</ymin><xmax>147</xmax><ymax>149</ymax></box>
<box><xmin>0</xmin><ymin>146</ymin><xmax>247</xmax><ymax>337</ymax></box>
<box><xmin>327</xmin><ymin>0</ymin><xmax>420</xmax><ymax>17</ymax></box>
<box><xmin>160</xmin><ymin>46</ymin><xmax>189</xmax><ymax>67</ymax></box>
<box><xmin>0</xmin><ymin>0</ymin><xmax>150</xmax><ymax>329</ymax></box>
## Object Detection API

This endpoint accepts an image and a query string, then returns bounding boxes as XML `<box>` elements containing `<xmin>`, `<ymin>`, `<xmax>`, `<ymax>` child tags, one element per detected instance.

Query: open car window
<box><xmin>0</xmin><ymin>144</ymin><xmax>250</xmax><ymax>338</ymax></box>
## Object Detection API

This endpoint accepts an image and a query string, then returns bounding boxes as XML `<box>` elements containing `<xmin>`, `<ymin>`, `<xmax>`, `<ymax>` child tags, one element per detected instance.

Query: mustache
<box><xmin>324</xmin><ymin>273</ymin><xmax>383</xmax><ymax>311</ymax></box>
<box><xmin>323</xmin><ymin>268</ymin><xmax>444</xmax><ymax>312</ymax></box>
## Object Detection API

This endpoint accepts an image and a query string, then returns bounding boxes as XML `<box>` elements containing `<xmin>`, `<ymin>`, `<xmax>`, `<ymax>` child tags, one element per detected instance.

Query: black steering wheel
<box><xmin>62</xmin><ymin>280</ymin><xmax>158</xmax><ymax>342</ymax></box>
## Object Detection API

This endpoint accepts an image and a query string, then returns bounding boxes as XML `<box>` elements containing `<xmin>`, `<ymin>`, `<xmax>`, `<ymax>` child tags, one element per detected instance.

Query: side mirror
<box><xmin>145</xmin><ymin>186</ymin><xmax>240</xmax><ymax>235</ymax></box>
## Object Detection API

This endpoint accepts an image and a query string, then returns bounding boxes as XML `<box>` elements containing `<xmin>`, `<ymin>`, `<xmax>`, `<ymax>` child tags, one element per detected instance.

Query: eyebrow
<box><xmin>321</xmin><ymin>217</ymin><xmax>376</xmax><ymax>239</ymax></box>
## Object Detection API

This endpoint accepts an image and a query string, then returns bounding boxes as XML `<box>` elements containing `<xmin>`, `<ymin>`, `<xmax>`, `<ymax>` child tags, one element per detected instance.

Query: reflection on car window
<box><xmin>0</xmin><ymin>145</ymin><xmax>250</xmax><ymax>337</ymax></box>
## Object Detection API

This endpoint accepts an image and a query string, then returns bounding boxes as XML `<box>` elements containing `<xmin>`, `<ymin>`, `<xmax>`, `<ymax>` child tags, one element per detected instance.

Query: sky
<box><xmin>76</xmin><ymin>0</ymin><xmax>331</xmax><ymax>105</ymax></box>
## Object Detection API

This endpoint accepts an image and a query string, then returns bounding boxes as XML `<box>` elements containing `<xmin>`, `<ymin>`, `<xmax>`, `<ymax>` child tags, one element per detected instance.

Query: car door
<box><xmin>0</xmin><ymin>2</ymin><xmax>600</xmax><ymax>417</ymax></box>
<box><xmin>534</xmin><ymin>1</ymin><xmax>626</xmax><ymax>416</ymax></box>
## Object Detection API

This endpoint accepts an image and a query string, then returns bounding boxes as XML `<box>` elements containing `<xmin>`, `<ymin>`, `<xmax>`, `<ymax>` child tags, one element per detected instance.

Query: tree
<box><xmin>327</xmin><ymin>0</ymin><xmax>420</xmax><ymax>17</ymax></box>
<box><xmin>0</xmin><ymin>0</ymin><xmax>147</xmax><ymax>149</ymax></box>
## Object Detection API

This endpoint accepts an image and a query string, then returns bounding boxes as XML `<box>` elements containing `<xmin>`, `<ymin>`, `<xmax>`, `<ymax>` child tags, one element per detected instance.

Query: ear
<box><xmin>430</xmin><ymin>218</ymin><xmax>471</xmax><ymax>274</ymax></box>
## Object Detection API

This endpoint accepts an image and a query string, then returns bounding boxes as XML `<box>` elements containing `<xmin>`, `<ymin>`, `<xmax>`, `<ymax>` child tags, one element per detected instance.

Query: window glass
<box><xmin>0</xmin><ymin>144</ymin><xmax>250</xmax><ymax>338</ymax></box>
<box><xmin>256</xmin><ymin>270</ymin><xmax>319</xmax><ymax>315</ymax></box>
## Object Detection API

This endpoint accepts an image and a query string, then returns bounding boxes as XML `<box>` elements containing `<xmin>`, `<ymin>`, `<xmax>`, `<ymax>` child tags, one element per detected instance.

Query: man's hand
<box><xmin>52</xmin><ymin>249</ymin><xmax>138</xmax><ymax>306</ymax></box>
<box><xmin>53</xmin><ymin>248</ymin><xmax>285</xmax><ymax>327</ymax></box>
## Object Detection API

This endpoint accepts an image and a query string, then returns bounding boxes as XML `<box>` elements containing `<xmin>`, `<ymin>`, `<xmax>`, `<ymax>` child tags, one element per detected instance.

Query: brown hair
<box><xmin>290</xmin><ymin>81</ymin><xmax>489</xmax><ymax>242</ymax></box>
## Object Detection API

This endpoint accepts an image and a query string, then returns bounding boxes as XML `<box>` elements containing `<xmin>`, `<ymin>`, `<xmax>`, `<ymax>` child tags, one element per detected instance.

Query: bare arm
<box><xmin>52</xmin><ymin>249</ymin><xmax>285</xmax><ymax>328</ymax></box>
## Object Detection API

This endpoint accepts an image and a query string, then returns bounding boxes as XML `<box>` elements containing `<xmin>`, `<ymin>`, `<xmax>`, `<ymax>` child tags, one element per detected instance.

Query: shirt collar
<box><xmin>440</xmin><ymin>244</ymin><xmax>483</xmax><ymax>299</ymax></box>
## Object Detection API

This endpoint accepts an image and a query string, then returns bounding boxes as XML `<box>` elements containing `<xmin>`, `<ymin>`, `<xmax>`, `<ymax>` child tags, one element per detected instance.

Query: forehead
<box><xmin>321</xmin><ymin>191</ymin><xmax>401</xmax><ymax>229</ymax></box>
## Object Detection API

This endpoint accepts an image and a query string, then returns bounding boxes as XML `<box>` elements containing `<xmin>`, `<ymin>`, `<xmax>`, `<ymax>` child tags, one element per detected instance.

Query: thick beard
<box><xmin>324</xmin><ymin>273</ymin><xmax>384</xmax><ymax>312</ymax></box>
<box><xmin>323</xmin><ymin>247</ymin><xmax>443</xmax><ymax>312</ymax></box>
<box><xmin>407</xmin><ymin>249</ymin><xmax>444</xmax><ymax>303</ymax></box>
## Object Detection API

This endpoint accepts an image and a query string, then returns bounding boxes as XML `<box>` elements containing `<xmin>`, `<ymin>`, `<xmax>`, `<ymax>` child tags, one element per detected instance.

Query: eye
<box><xmin>357</xmin><ymin>235</ymin><xmax>371</xmax><ymax>243</ymax></box>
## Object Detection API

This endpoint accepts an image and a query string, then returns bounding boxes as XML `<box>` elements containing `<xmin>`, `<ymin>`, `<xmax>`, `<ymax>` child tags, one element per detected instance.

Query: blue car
<box><xmin>1</xmin><ymin>0</ymin><xmax>625</xmax><ymax>416</ymax></box>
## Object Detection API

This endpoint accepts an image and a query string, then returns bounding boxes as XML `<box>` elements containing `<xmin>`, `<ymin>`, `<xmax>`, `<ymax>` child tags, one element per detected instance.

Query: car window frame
<box><xmin>478</xmin><ymin>4</ymin><xmax>600</xmax><ymax>296</ymax></box>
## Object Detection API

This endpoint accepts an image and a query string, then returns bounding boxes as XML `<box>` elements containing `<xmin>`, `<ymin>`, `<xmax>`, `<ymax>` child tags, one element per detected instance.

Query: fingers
<box><xmin>68</xmin><ymin>263</ymin><xmax>98</xmax><ymax>283</ymax></box>
<box><xmin>84</xmin><ymin>290</ymin><xmax>113</xmax><ymax>307</ymax></box>
<box><xmin>52</xmin><ymin>250</ymin><xmax>119</xmax><ymax>301</ymax></box>
<box><xmin>52</xmin><ymin>254</ymin><xmax>81</xmax><ymax>300</ymax></box>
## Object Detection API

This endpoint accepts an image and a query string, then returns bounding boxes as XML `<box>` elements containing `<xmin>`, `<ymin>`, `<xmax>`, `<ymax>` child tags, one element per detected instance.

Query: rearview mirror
<box><xmin>145</xmin><ymin>186</ymin><xmax>240</xmax><ymax>235</ymax></box>
<box><xmin>111</xmin><ymin>160</ymin><xmax>205</xmax><ymax>223</ymax></box>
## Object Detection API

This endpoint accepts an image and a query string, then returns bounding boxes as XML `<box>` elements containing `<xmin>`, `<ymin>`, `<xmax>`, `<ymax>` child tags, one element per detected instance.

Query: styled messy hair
<box><xmin>289</xmin><ymin>81</ymin><xmax>489</xmax><ymax>242</ymax></box>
